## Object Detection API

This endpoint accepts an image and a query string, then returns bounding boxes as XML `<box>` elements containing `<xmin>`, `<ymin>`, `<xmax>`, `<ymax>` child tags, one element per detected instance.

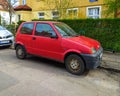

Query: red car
<box><xmin>15</xmin><ymin>21</ymin><xmax>103</xmax><ymax>75</ymax></box>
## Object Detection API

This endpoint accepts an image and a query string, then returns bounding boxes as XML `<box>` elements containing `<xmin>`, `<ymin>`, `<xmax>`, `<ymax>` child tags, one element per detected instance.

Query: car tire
<box><xmin>16</xmin><ymin>45</ymin><xmax>27</xmax><ymax>59</ymax></box>
<box><xmin>65</xmin><ymin>54</ymin><xmax>85</xmax><ymax>75</ymax></box>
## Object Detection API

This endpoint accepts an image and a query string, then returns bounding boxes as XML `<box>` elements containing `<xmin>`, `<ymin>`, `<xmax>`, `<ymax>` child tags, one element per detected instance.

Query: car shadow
<box><xmin>0</xmin><ymin>46</ymin><xmax>10</xmax><ymax>50</ymax></box>
<box><xmin>17</xmin><ymin>55</ymin><xmax>89</xmax><ymax>77</ymax></box>
<box><xmin>27</xmin><ymin>56</ymin><xmax>65</xmax><ymax>69</ymax></box>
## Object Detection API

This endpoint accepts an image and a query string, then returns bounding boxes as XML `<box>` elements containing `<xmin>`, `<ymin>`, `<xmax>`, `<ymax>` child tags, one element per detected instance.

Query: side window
<box><xmin>35</xmin><ymin>23</ymin><xmax>56</xmax><ymax>37</ymax></box>
<box><xmin>22</xmin><ymin>0</ymin><xmax>26</xmax><ymax>5</ymax></box>
<box><xmin>20</xmin><ymin>23</ymin><xmax>34</xmax><ymax>35</ymax></box>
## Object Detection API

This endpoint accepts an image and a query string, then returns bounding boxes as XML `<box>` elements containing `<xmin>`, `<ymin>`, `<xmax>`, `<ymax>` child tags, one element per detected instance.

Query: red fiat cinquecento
<box><xmin>15</xmin><ymin>21</ymin><xmax>103</xmax><ymax>75</ymax></box>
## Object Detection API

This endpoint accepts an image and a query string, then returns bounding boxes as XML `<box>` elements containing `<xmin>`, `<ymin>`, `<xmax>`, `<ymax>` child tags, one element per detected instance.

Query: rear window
<box><xmin>20</xmin><ymin>23</ymin><xmax>34</xmax><ymax>35</ymax></box>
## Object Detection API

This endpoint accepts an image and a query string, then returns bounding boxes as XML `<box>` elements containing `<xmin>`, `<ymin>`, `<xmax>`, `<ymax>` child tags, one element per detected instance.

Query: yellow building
<box><xmin>14</xmin><ymin>0</ymin><xmax>113</xmax><ymax>21</ymax></box>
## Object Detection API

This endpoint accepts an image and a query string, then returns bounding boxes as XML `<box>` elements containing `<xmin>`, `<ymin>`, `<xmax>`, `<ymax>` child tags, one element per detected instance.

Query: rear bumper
<box><xmin>81</xmin><ymin>47</ymin><xmax>103</xmax><ymax>69</ymax></box>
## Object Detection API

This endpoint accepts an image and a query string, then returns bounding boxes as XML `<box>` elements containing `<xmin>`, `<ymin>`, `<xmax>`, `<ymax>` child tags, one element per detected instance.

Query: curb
<box><xmin>103</xmin><ymin>50</ymin><xmax>120</xmax><ymax>55</ymax></box>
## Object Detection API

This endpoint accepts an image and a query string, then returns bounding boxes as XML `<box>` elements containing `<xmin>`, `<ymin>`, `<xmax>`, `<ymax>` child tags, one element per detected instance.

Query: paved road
<box><xmin>0</xmin><ymin>48</ymin><xmax>119</xmax><ymax>96</ymax></box>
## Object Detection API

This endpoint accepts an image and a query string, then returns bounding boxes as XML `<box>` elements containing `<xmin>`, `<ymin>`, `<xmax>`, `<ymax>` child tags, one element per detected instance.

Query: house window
<box><xmin>67</xmin><ymin>8</ymin><xmax>78</xmax><ymax>18</ymax></box>
<box><xmin>18</xmin><ymin>15</ymin><xmax>21</xmax><ymax>21</ymax></box>
<box><xmin>38</xmin><ymin>12</ymin><xmax>45</xmax><ymax>19</ymax></box>
<box><xmin>52</xmin><ymin>11</ymin><xmax>59</xmax><ymax>19</ymax></box>
<box><xmin>22</xmin><ymin>0</ymin><xmax>26</xmax><ymax>5</ymax></box>
<box><xmin>87</xmin><ymin>6</ymin><xmax>101</xmax><ymax>19</ymax></box>
<box><xmin>89</xmin><ymin>0</ymin><xmax>98</xmax><ymax>2</ymax></box>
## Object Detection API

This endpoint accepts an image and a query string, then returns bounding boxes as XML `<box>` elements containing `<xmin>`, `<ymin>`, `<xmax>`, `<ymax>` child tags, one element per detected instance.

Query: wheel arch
<box><xmin>15</xmin><ymin>42</ymin><xmax>25</xmax><ymax>50</ymax></box>
<box><xmin>15</xmin><ymin>43</ymin><xmax>27</xmax><ymax>59</ymax></box>
<box><xmin>64</xmin><ymin>52</ymin><xmax>86</xmax><ymax>69</ymax></box>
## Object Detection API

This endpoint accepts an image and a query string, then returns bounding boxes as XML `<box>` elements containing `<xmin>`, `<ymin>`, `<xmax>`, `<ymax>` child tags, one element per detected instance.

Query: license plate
<box><xmin>0</xmin><ymin>41</ymin><xmax>9</xmax><ymax>44</ymax></box>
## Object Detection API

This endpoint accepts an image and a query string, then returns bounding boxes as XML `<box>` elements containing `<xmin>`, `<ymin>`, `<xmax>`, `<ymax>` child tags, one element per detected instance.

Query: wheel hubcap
<box><xmin>70</xmin><ymin>59</ymin><xmax>80</xmax><ymax>70</ymax></box>
<box><xmin>18</xmin><ymin>48</ymin><xmax>23</xmax><ymax>56</ymax></box>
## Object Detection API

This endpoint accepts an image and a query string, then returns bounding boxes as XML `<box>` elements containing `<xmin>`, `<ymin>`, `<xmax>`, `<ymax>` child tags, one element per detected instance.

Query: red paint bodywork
<box><xmin>16</xmin><ymin>21</ymin><xmax>100</xmax><ymax>62</ymax></box>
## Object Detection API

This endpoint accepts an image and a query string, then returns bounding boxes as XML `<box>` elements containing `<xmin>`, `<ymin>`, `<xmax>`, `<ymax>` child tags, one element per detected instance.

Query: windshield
<box><xmin>54</xmin><ymin>23</ymin><xmax>78</xmax><ymax>37</ymax></box>
<box><xmin>0</xmin><ymin>26</ymin><xmax>6</xmax><ymax>30</ymax></box>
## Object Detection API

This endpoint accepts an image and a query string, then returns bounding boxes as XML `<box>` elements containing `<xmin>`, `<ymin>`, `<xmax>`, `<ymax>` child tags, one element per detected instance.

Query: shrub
<box><xmin>5</xmin><ymin>20</ymin><xmax>26</xmax><ymax>36</ymax></box>
<box><xmin>61</xmin><ymin>19</ymin><xmax>120</xmax><ymax>52</ymax></box>
<box><xmin>6</xmin><ymin>24</ymin><xmax>16</xmax><ymax>36</ymax></box>
<box><xmin>16</xmin><ymin>20</ymin><xmax>26</xmax><ymax>31</ymax></box>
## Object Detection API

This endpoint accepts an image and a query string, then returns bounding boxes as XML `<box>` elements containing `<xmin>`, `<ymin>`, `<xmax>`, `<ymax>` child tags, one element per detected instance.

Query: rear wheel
<box><xmin>16</xmin><ymin>45</ymin><xmax>27</xmax><ymax>59</ymax></box>
<box><xmin>65</xmin><ymin>54</ymin><xmax>85</xmax><ymax>75</ymax></box>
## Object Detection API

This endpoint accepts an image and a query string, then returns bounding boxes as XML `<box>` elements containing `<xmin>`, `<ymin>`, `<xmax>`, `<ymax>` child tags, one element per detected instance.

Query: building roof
<box><xmin>14</xmin><ymin>5</ymin><xmax>32</xmax><ymax>11</ymax></box>
<box><xmin>0</xmin><ymin>0</ymin><xmax>8</xmax><ymax>11</ymax></box>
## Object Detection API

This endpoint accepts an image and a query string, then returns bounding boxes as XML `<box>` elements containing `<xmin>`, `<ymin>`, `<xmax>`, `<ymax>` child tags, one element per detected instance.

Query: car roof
<box><xmin>23</xmin><ymin>21</ymin><xmax>61</xmax><ymax>24</ymax></box>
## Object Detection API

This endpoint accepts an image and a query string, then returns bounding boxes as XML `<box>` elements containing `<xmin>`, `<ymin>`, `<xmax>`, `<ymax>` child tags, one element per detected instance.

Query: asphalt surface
<box><xmin>0</xmin><ymin>47</ymin><xmax>119</xmax><ymax>96</ymax></box>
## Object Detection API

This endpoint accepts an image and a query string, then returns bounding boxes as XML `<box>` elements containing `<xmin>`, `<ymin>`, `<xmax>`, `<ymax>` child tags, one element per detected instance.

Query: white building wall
<box><xmin>0</xmin><ymin>11</ymin><xmax>16</xmax><ymax>25</ymax></box>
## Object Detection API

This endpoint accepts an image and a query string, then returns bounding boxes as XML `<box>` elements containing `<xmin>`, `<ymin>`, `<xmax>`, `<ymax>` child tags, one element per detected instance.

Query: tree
<box><xmin>105</xmin><ymin>0</ymin><xmax>120</xmax><ymax>18</ymax></box>
<box><xmin>7</xmin><ymin>0</ymin><xmax>18</xmax><ymax>24</ymax></box>
<box><xmin>45</xmin><ymin>0</ymin><xmax>73</xmax><ymax>19</ymax></box>
<box><xmin>1</xmin><ymin>0</ymin><xmax>18</xmax><ymax>24</ymax></box>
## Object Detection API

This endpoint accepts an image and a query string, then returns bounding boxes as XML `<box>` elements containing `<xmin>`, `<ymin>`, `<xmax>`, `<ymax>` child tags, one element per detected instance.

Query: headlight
<box><xmin>91</xmin><ymin>47</ymin><xmax>97</xmax><ymax>54</ymax></box>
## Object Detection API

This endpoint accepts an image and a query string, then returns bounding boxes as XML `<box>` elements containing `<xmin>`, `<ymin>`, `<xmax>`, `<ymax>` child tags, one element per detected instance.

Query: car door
<box><xmin>31</xmin><ymin>23</ymin><xmax>63</xmax><ymax>61</ymax></box>
<box><xmin>18</xmin><ymin>23</ymin><xmax>34</xmax><ymax>53</ymax></box>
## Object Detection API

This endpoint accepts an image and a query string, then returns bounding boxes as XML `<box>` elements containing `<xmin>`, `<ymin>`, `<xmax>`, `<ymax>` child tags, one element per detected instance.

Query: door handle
<box><xmin>32</xmin><ymin>37</ymin><xmax>36</xmax><ymax>40</ymax></box>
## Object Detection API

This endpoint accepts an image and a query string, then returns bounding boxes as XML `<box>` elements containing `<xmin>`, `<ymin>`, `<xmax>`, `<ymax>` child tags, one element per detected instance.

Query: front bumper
<box><xmin>0</xmin><ymin>38</ymin><xmax>14</xmax><ymax>47</ymax></box>
<box><xmin>81</xmin><ymin>47</ymin><xmax>103</xmax><ymax>69</ymax></box>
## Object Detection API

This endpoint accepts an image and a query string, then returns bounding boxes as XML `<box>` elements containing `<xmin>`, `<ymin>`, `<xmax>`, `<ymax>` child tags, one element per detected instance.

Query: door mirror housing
<box><xmin>50</xmin><ymin>34</ymin><xmax>58</xmax><ymax>39</ymax></box>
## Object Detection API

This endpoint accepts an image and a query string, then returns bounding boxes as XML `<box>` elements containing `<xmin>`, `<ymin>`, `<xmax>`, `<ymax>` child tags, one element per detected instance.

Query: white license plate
<box><xmin>0</xmin><ymin>41</ymin><xmax>9</xmax><ymax>44</ymax></box>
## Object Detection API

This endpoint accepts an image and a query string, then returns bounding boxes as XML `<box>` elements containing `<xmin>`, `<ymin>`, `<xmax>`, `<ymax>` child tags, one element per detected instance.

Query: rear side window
<box><xmin>20</xmin><ymin>23</ymin><xmax>34</xmax><ymax>35</ymax></box>
<box><xmin>35</xmin><ymin>23</ymin><xmax>56</xmax><ymax>37</ymax></box>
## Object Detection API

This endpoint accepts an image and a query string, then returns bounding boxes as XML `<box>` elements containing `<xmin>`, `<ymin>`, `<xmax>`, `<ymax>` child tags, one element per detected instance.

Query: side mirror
<box><xmin>50</xmin><ymin>34</ymin><xmax>58</xmax><ymax>39</ymax></box>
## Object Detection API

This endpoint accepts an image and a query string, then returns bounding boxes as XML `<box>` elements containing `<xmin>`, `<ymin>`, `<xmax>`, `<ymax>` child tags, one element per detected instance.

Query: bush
<box><xmin>16</xmin><ymin>20</ymin><xmax>26</xmax><ymax>31</ymax></box>
<box><xmin>60</xmin><ymin>19</ymin><xmax>120</xmax><ymax>52</ymax></box>
<box><xmin>5</xmin><ymin>20</ymin><xmax>26</xmax><ymax>36</ymax></box>
<box><xmin>6</xmin><ymin>24</ymin><xmax>16</xmax><ymax>36</ymax></box>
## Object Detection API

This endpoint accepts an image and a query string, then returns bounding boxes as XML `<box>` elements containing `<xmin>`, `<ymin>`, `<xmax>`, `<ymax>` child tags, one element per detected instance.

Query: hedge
<box><xmin>59</xmin><ymin>19</ymin><xmax>120</xmax><ymax>52</ymax></box>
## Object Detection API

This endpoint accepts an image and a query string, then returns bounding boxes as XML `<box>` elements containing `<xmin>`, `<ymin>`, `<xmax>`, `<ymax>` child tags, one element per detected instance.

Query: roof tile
<box><xmin>14</xmin><ymin>5</ymin><xmax>32</xmax><ymax>11</ymax></box>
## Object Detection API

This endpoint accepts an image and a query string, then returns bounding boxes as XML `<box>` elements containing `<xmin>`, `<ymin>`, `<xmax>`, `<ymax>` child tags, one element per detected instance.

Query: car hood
<box><xmin>0</xmin><ymin>30</ymin><xmax>12</xmax><ymax>37</ymax></box>
<box><xmin>66</xmin><ymin>36</ymin><xmax>100</xmax><ymax>50</ymax></box>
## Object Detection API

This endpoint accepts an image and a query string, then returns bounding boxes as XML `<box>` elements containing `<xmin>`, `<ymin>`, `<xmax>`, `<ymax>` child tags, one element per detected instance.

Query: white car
<box><xmin>0</xmin><ymin>26</ymin><xmax>14</xmax><ymax>47</ymax></box>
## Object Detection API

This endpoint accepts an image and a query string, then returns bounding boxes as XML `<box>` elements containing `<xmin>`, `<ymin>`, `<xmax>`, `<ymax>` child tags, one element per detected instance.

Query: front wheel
<box><xmin>65</xmin><ymin>54</ymin><xmax>85</xmax><ymax>75</ymax></box>
<box><xmin>16</xmin><ymin>45</ymin><xmax>27</xmax><ymax>59</ymax></box>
